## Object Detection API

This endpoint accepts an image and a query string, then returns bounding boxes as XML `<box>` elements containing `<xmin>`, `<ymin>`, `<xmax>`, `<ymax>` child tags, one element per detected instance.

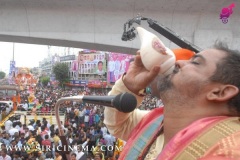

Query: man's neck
<box><xmin>163</xmin><ymin>113</ymin><xmax>197</xmax><ymax>146</ymax></box>
<box><xmin>162</xmin><ymin>102</ymin><xmax>231</xmax><ymax>147</ymax></box>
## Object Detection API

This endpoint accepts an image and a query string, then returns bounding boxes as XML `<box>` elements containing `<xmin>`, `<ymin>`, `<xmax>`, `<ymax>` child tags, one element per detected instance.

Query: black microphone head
<box><xmin>112</xmin><ymin>92</ymin><xmax>137</xmax><ymax>113</ymax></box>
<box><xmin>121</xmin><ymin>32</ymin><xmax>128</xmax><ymax>41</ymax></box>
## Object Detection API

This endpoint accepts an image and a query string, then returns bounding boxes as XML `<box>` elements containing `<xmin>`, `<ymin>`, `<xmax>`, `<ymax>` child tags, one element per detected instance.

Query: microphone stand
<box><xmin>55</xmin><ymin>96</ymin><xmax>83</xmax><ymax>160</ymax></box>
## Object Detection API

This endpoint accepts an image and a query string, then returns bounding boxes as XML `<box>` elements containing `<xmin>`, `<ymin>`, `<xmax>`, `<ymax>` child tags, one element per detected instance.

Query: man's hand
<box><xmin>123</xmin><ymin>52</ymin><xmax>160</xmax><ymax>95</ymax></box>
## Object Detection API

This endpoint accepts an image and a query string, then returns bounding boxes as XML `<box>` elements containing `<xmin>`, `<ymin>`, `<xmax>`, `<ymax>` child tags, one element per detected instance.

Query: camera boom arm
<box><xmin>122</xmin><ymin>15</ymin><xmax>202</xmax><ymax>53</ymax></box>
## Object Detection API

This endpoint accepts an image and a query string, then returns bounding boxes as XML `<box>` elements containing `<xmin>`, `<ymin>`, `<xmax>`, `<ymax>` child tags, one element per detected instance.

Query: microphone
<box><xmin>82</xmin><ymin>92</ymin><xmax>137</xmax><ymax>113</ymax></box>
<box><xmin>54</xmin><ymin>92</ymin><xmax>137</xmax><ymax>160</ymax></box>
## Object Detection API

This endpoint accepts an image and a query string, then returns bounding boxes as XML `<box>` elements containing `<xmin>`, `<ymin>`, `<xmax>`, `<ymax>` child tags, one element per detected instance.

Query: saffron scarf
<box><xmin>120</xmin><ymin>108</ymin><xmax>240</xmax><ymax>160</ymax></box>
<box><xmin>158</xmin><ymin>116</ymin><xmax>240</xmax><ymax>160</ymax></box>
<box><xmin>119</xmin><ymin>108</ymin><xmax>164</xmax><ymax>160</ymax></box>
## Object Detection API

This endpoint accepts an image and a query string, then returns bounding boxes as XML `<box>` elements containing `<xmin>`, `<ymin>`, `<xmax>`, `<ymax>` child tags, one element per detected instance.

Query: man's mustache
<box><xmin>173</xmin><ymin>65</ymin><xmax>179</xmax><ymax>74</ymax></box>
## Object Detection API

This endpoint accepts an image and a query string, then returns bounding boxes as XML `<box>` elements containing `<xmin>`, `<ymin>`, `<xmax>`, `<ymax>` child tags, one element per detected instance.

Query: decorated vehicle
<box><xmin>14</xmin><ymin>67</ymin><xmax>38</xmax><ymax>91</ymax></box>
<box><xmin>0</xmin><ymin>85</ymin><xmax>21</xmax><ymax>111</ymax></box>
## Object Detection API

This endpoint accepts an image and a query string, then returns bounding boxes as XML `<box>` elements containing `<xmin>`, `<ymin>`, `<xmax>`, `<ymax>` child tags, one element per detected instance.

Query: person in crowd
<box><xmin>94</xmin><ymin>111</ymin><xmax>100</xmax><ymax>126</ymax></box>
<box><xmin>84</xmin><ymin>107</ymin><xmax>90</xmax><ymax>127</ymax></box>
<box><xmin>27</xmin><ymin>120</ymin><xmax>35</xmax><ymax>131</ymax></box>
<box><xmin>0</xmin><ymin>149</ymin><xmax>11</xmax><ymax>160</ymax></box>
<box><xmin>0</xmin><ymin>126</ymin><xmax>6</xmax><ymax>133</ymax></box>
<box><xmin>23</xmin><ymin>100</ymin><xmax>29</xmax><ymax>111</ymax></box>
<box><xmin>94</xmin><ymin>152</ymin><xmax>104</xmax><ymax>160</ymax></box>
<box><xmin>4</xmin><ymin>119</ymin><xmax>13</xmax><ymax>133</ymax></box>
<box><xmin>104</xmin><ymin>130</ymin><xmax>115</xmax><ymax>157</ymax></box>
<box><xmin>19</xmin><ymin>133</ymin><xmax>26</xmax><ymax>144</ymax></box>
<box><xmin>104</xmin><ymin>43</ymin><xmax>240</xmax><ymax>159</ymax></box>
<box><xmin>89</xmin><ymin>107</ymin><xmax>95</xmax><ymax>126</ymax></box>
<box><xmin>74</xmin><ymin>145</ymin><xmax>87</xmax><ymax>160</ymax></box>
<box><xmin>100</xmin><ymin>124</ymin><xmax>107</xmax><ymax>136</ymax></box>
<box><xmin>19</xmin><ymin>124</ymin><xmax>26</xmax><ymax>134</ymax></box>
<box><xmin>54</xmin><ymin>150</ymin><xmax>62</xmax><ymax>160</ymax></box>
<box><xmin>70</xmin><ymin>153</ymin><xmax>77</xmax><ymax>160</ymax></box>
<box><xmin>2</xmin><ymin>133</ymin><xmax>11</xmax><ymax>146</ymax></box>
<box><xmin>78</xmin><ymin>107</ymin><xmax>85</xmax><ymax>125</ymax></box>
<box><xmin>8</xmin><ymin>123</ymin><xmax>19</xmax><ymax>137</ymax></box>
<box><xmin>13</xmin><ymin>151</ymin><xmax>21</xmax><ymax>160</ymax></box>
<box><xmin>41</xmin><ymin>105</ymin><xmax>48</xmax><ymax>114</ymax></box>
<box><xmin>53</xmin><ymin>131</ymin><xmax>61</xmax><ymax>146</ymax></box>
<box><xmin>41</xmin><ymin>134</ymin><xmax>52</xmax><ymax>151</ymax></box>
<box><xmin>31</xmin><ymin>104</ymin><xmax>37</xmax><ymax>115</ymax></box>
<box><xmin>45</xmin><ymin>152</ymin><xmax>54</xmax><ymax>160</ymax></box>
<box><xmin>0</xmin><ymin>132</ymin><xmax>3</xmax><ymax>143</ymax></box>
<box><xmin>79</xmin><ymin>129</ymin><xmax>87</xmax><ymax>144</ymax></box>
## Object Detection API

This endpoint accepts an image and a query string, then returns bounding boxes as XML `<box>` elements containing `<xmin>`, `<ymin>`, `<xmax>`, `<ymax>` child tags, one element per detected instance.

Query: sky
<box><xmin>0</xmin><ymin>42</ymin><xmax>48</xmax><ymax>74</ymax></box>
<box><xmin>0</xmin><ymin>42</ymin><xmax>82</xmax><ymax>74</ymax></box>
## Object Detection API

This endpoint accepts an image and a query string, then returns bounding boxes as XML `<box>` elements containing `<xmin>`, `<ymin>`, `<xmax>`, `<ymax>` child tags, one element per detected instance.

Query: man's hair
<box><xmin>210</xmin><ymin>41</ymin><xmax>240</xmax><ymax>114</ymax></box>
<box><xmin>46</xmin><ymin>151</ymin><xmax>53</xmax><ymax>158</ymax></box>
<box><xmin>45</xmin><ymin>134</ymin><xmax>49</xmax><ymax>139</ymax></box>
<box><xmin>2</xmin><ymin>148</ymin><xmax>7</xmax><ymax>154</ymax></box>
<box><xmin>94</xmin><ymin>152</ymin><xmax>103</xmax><ymax>158</ymax></box>
<box><xmin>98</xmin><ymin>61</ymin><xmax>103</xmax><ymax>65</ymax></box>
<box><xmin>71</xmin><ymin>153</ymin><xmax>76</xmax><ymax>157</ymax></box>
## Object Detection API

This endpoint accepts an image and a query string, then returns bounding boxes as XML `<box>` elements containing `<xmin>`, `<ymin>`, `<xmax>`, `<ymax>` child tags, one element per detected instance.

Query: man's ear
<box><xmin>207</xmin><ymin>85</ymin><xmax>239</xmax><ymax>101</ymax></box>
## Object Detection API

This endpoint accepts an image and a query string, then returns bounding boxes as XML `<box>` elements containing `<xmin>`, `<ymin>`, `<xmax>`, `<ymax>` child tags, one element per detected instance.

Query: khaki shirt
<box><xmin>104</xmin><ymin>77</ymin><xmax>164</xmax><ymax>159</ymax></box>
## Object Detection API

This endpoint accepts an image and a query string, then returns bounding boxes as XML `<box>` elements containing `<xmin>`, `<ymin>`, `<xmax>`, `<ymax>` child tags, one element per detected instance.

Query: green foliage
<box><xmin>0</xmin><ymin>71</ymin><xmax>6</xmax><ymax>79</ymax></box>
<box><xmin>40</xmin><ymin>76</ymin><xmax>50</xmax><ymax>86</ymax></box>
<box><xmin>52</xmin><ymin>62</ymin><xmax>69</xmax><ymax>87</ymax></box>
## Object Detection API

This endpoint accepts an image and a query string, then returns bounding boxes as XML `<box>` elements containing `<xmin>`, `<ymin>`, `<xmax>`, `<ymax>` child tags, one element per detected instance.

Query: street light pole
<box><xmin>12</xmin><ymin>43</ymin><xmax>15</xmax><ymax>61</ymax></box>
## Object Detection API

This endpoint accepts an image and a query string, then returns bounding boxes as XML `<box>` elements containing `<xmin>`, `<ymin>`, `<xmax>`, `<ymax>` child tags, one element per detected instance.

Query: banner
<box><xmin>8</xmin><ymin>61</ymin><xmax>16</xmax><ymax>84</ymax></box>
<box><xmin>52</xmin><ymin>54</ymin><xmax>60</xmax><ymax>65</ymax></box>
<box><xmin>107</xmin><ymin>53</ymin><xmax>135</xmax><ymax>83</ymax></box>
<box><xmin>87</xmin><ymin>80</ymin><xmax>107</xmax><ymax>88</ymax></box>
<box><xmin>78</xmin><ymin>52</ymin><xmax>106</xmax><ymax>75</ymax></box>
<box><xmin>60</xmin><ymin>55</ymin><xmax>75</xmax><ymax>61</ymax></box>
<box><xmin>72</xmin><ymin>60</ymin><xmax>78</xmax><ymax>71</ymax></box>
<box><xmin>9</xmin><ymin>61</ymin><xmax>16</xmax><ymax>75</ymax></box>
<box><xmin>69</xmin><ymin>80</ymin><xmax>87</xmax><ymax>86</ymax></box>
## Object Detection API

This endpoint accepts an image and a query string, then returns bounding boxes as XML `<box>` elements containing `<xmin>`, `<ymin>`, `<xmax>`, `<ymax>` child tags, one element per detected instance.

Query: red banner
<box><xmin>87</xmin><ymin>80</ymin><xmax>107</xmax><ymax>88</ymax></box>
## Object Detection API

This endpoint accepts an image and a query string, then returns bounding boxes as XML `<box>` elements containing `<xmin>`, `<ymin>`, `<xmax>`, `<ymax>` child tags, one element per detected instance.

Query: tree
<box><xmin>0</xmin><ymin>71</ymin><xmax>6</xmax><ymax>79</ymax></box>
<box><xmin>52</xmin><ymin>62</ymin><xmax>69</xmax><ymax>88</ymax></box>
<box><xmin>40</xmin><ymin>76</ymin><xmax>50</xmax><ymax>86</ymax></box>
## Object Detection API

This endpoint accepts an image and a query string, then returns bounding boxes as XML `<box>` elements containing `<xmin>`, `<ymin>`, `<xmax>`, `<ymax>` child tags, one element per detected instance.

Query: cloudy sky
<box><xmin>0</xmin><ymin>42</ymin><xmax>48</xmax><ymax>73</ymax></box>
<box><xmin>0</xmin><ymin>42</ymin><xmax>81</xmax><ymax>74</ymax></box>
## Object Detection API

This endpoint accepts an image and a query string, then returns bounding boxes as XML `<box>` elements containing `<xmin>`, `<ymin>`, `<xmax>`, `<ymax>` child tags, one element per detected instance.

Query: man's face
<box><xmin>13</xmin><ymin>154</ymin><xmax>19</xmax><ymax>158</ymax></box>
<box><xmin>71</xmin><ymin>155</ymin><xmax>76</xmax><ymax>160</ymax></box>
<box><xmin>158</xmin><ymin>49</ymin><xmax>226</xmax><ymax>101</ymax></box>
<box><xmin>1</xmin><ymin>145</ymin><xmax>5</xmax><ymax>150</ymax></box>
<box><xmin>1</xmin><ymin>151</ymin><xmax>6</xmax><ymax>157</ymax></box>
<box><xmin>94</xmin><ymin>155</ymin><xmax>101</xmax><ymax>160</ymax></box>
<box><xmin>98</xmin><ymin>63</ymin><xmax>103</xmax><ymax>71</ymax></box>
<box><xmin>80</xmin><ymin>55</ymin><xmax>84</xmax><ymax>61</ymax></box>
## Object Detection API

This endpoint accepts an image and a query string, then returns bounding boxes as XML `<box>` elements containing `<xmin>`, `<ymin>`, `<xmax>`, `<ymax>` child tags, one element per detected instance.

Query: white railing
<box><xmin>14</xmin><ymin>110</ymin><xmax>65</xmax><ymax>116</ymax></box>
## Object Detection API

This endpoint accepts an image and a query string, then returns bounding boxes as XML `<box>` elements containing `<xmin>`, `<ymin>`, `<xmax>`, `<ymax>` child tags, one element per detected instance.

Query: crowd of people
<box><xmin>0</xmin><ymin>86</ymin><xmax>160</xmax><ymax>160</ymax></box>
<box><xmin>1</xmin><ymin>41</ymin><xmax>239</xmax><ymax>160</ymax></box>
